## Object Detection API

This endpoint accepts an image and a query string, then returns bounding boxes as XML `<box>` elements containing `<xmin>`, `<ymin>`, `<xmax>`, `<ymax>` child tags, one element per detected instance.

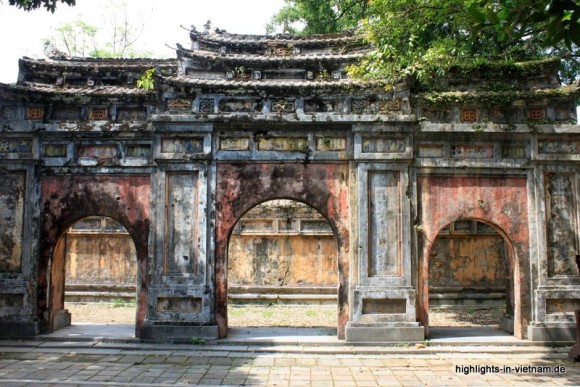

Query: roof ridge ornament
<box><xmin>43</xmin><ymin>41</ymin><xmax>69</xmax><ymax>61</ymax></box>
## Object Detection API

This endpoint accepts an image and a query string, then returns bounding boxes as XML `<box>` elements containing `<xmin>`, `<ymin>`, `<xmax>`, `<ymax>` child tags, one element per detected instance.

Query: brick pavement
<box><xmin>0</xmin><ymin>343</ymin><xmax>578</xmax><ymax>386</ymax></box>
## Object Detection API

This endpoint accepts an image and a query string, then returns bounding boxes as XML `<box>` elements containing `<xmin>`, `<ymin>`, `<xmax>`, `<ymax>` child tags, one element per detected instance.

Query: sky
<box><xmin>0</xmin><ymin>0</ymin><xmax>286</xmax><ymax>83</ymax></box>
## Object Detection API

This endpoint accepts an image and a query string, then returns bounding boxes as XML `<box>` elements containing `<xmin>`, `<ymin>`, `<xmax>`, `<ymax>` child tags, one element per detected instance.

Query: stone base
<box><xmin>0</xmin><ymin>321</ymin><xmax>40</xmax><ymax>338</ymax></box>
<box><xmin>499</xmin><ymin>315</ymin><xmax>514</xmax><ymax>334</ymax></box>
<box><xmin>345</xmin><ymin>323</ymin><xmax>425</xmax><ymax>342</ymax></box>
<box><xmin>140</xmin><ymin>322</ymin><xmax>219</xmax><ymax>342</ymax></box>
<box><xmin>527</xmin><ymin>323</ymin><xmax>576</xmax><ymax>342</ymax></box>
<box><xmin>53</xmin><ymin>309</ymin><xmax>71</xmax><ymax>331</ymax></box>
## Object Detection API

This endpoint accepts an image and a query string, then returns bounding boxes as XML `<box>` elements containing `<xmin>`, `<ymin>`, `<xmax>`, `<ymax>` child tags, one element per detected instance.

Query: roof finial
<box><xmin>203</xmin><ymin>20</ymin><xmax>211</xmax><ymax>33</ymax></box>
<box><xmin>43</xmin><ymin>41</ymin><xmax>68</xmax><ymax>60</ymax></box>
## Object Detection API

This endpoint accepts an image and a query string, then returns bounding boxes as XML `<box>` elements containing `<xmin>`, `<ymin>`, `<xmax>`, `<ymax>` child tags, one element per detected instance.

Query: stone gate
<box><xmin>1</xmin><ymin>26</ymin><xmax>579</xmax><ymax>342</ymax></box>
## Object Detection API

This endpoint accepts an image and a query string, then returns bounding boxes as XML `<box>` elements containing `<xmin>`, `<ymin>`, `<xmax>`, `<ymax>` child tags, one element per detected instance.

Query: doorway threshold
<box><xmin>38</xmin><ymin>323</ymin><xmax>137</xmax><ymax>342</ymax></box>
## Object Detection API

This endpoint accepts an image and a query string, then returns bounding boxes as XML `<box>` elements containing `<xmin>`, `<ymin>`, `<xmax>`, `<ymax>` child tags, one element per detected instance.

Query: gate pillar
<box><xmin>346</xmin><ymin>161</ymin><xmax>424</xmax><ymax>341</ymax></box>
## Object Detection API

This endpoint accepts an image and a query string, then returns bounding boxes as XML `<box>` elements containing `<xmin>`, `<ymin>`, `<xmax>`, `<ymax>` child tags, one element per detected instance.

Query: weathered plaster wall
<box><xmin>229</xmin><ymin>236</ymin><xmax>337</xmax><ymax>286</ymax></box>
<box><xmin>216</xmin><ymin>162</ymin><xmax>349</xmax><ymax>338</ymax></box>
<box><xmin>39</xmin><ymin>175</ymin><xmax>150</xmax><ymax>333</ymax></box>
<box><xmin>430</xmin><ymin>226</ymin><xmax>507</xmax><ymax>288</ymax></box>
<box><xmin>228</xmin><ymin>201</ymin><xmax>337</xmax><ymax>287</ymax></box>
<box><xmin>418</xmin><ymin>176</ymin><xmax>529</xmax><ymax>338</ymax></box>
<box><xmin>65</xmin><ymin>233</ymin><xmax>137</xmax><ymax>285</ymax></box>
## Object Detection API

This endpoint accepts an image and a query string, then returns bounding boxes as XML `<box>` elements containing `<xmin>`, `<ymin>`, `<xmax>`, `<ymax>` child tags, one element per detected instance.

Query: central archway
<box><xmin>227</xmin><ymin>199</ymin><xmax>339</xmax><ymax>329</ymax></box>
<box><xmin>215</xmin><ymin>162</ymin><xmax>350</xmax><ymax>339</ymax></box>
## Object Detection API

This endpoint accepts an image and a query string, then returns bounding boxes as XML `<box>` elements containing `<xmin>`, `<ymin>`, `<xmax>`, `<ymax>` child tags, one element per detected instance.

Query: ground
<box><xmin>66</xmin><ymin>302</ymin><xmax>504</xmax><ymax>327</ymax></box>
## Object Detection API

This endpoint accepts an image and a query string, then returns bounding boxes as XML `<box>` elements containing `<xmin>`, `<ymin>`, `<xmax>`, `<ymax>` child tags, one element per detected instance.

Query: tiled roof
<box><xmin>0</xmin><ymin>81</ymin><xmax>152</xmax><ymax>99</ymax></box>
<box><xmin>178</xmin><ymin>48</ymin><xmax>367</xmax><ymax>65</ymax></box>
<box><xmin>159</xmin><ymin>74</ymin><xmax>382</xmax><ymax>93</ymax></box>
<box><xmin>190</xmin><ymin>29</ymin><xmax>361</xmax><ymax>46</ymax></box>
<box><xmin>19</xmin><ymin>57</ymin><xmax>174</xmax><ymax>71</ymax></box>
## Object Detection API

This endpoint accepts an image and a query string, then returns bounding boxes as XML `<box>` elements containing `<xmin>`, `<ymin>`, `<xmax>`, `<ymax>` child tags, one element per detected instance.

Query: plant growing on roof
<box><xmin>136</xmin><ymin>68</ymin><xmax>155</xmax><ymax>91</ymax></box>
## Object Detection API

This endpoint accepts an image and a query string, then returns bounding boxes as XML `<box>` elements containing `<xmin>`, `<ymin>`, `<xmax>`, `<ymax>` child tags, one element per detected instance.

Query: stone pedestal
<box><xmin>345</xmin><ymin>322</ymin><xmax>424</xmax><ymax>342</ymax></box>
<box><xmin>568</xmin><ymin>310</ymin><xmax>580</xmax><ymax>361</ymax></box>
<box><xmin>140</xmin><ymin>322</ymin><xmax>218</xmax><ymax>342</ymax></box>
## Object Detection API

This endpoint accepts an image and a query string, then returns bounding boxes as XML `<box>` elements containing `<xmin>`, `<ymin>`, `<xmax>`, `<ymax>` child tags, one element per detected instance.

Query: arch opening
<box><xmin>226</xmin><ymin>199</ymin><xmax>339</xmax><ymax>333</ymax></box>
<box><xmin>426</xmin><ymin>219</ymin><xmax>518</xmax><ymax>337</ymax></box>
<box><xmin>47</xmin><ymin>216</ymin><xmax>139</xmax><ymax>336</ymax></box>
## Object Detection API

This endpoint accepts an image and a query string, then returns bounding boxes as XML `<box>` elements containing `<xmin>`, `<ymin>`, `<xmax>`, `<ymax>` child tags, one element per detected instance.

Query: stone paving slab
<box><xmin>0</xmin><ymin>342</ymin><xmax>579</xmax><ymax>386</ymax></box>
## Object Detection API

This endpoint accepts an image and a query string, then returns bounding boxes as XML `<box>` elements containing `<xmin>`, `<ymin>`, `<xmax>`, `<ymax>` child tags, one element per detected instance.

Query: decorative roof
<box><xmin>18</xmin><ymin>57</ymin><xmax>174</xmax><ymax>88</ymax></box>
<box><xmin>177</xmin><ymin>46</ymin><xmax>367</xmax><ymax>67</ymax></box>
<box><xmin>189</xmin><ymin>27</ymin><xmax>362</xmax><ymax>46</ymax></box>
<box><xmin>0</xmin><ymin>81</ymin><xmax>151</xmax><ymax>103</ymax></box>
<box><xmin>158</xmin><ymin>74</ymin><xmax>384</xmax><ymax>95</ymax></box>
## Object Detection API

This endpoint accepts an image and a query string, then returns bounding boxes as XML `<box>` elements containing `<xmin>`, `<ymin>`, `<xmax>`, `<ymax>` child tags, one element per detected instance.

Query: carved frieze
<box><xmin>89</xmin><ymin>108</ymin><xmax>108</xmax><ymax>120</ymax></box>
<box><xmin>539</xmin><ymin>140</ymin><xmax>580</xmax><ymax>154</ymax></box>
<box><xmin>198</xmin><ymin>98</ymin><xmax>215</xmax><ymax>114</ymax></box>
<box><xmin>0</xmin><ymin>139</ymin><xmax>32</xmax><ymax>154</ymax></box>
<box><xmin>25</xmin><ymin>107</ymin><xmax>44</xmax><ymax>120</ymax></box>
<box><xmin>271</xmin><ymin>99</ymin><xmax>295</xmax><ymax>113</ymax></box>
<box><xmin>2</xmin><ymin>106</ymin><xmax>18</xmax><ymax>120</ymax></box>
<box><xmin>167</xmin><ymin>98</ymin><xmax>192</xmax><ymax>112</ymax></box>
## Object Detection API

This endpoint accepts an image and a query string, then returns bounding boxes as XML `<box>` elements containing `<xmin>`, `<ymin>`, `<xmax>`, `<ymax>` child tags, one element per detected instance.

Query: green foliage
<box><xmin>136</xmin><ymin>68</ymin><xmax>155</xmax><ymax>91</ymax></box>
<box><xmin>45</xmin><ymin>1</ymin><xmax>151</xmax><ymax>58</ymax></box>
<box><xmin>8</xmin><ymin>0</ymin><xmax>75</xmax><ymax>12</ymax></box>
<box><xmin>267</xmin><ymin>0</ymin><xmax>369</xmax><ymax>34</ymax></box>
<box><xmin>466</xmin><ymin>0</ymin><xmax>580</xmax><ymax>49</ymax></box>
<box><xmin>349</xmin><ymin>0</ymin><xmax>580</xmax><ymax>85</ymax></box>
<box><xmin>191</xmin><ymin>337</ymin><xmax>206</xmax><ymax>345</ymax></box>
<box><xmin>111</xmin><ymin>298</ymin><xmax>135</xmax><ymax>308</ymax></box>
<box><xmin>52</xmin><ymin>21</ymin><xmax>98</xmax><ymax>57</ymax></box>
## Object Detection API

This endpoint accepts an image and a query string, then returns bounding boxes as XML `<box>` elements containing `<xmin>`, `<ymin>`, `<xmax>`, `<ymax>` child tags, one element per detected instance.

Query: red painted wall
<box><xmin>216</xmin><ymin>163</ymin><xmax>350</xmax><ymax>338</ymax></box>
<box><xmin>418</xmin><ymin>175</ymin><xmax>530</xmax><ymax>338</ymax></box>
<box><xmin>38</xmin><ymin>175</ymin><xmax>150</xmax><ymax>334</ymax></box>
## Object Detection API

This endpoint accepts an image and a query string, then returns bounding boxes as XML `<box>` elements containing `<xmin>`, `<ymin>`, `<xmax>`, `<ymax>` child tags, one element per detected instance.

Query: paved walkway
<box><xmin>1</xmin><ymin>331</ymin><xmax>578</xmax><ymax>386</ymax></box>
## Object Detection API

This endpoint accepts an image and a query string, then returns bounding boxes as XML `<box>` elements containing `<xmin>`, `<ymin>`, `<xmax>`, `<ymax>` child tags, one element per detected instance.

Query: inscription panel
<box><xmin>316</xmin><ymin>136</ymin><xmax>347</xmax><ymax>152</ymax></box>
<box><xmin>368</xmin><ymin>171</ymin><xmax>400</xmax><ymax>277</ymax></box>
<box><xmin>157</xmin><ymin>297</ymin><xmax>202</xmax><ymax>313</ymax></box>
<box><xmin>545</xmin><ymin>173</ymin><xmax>578</xmax><ymax>276</ymax></box>
<box><xmin>258</xmin><ymin>137</ymin><xmax>308</xmax><ymax>151</ymax></box>
<box><xmin>362</xmin><ymin>138</ymin><xmax>405</xmax><ymax>153</ymax></box>
<box><xmin>161</xmin><ymin>138</ymin><xmax>204</xmax><ymax>154</ymax></box>
<box><xmin>451</xmin><ymin>145</ymin><xmax>493</xmax><ymax>159</ymax></box>
<box><xmin>362</xmin><ymin>299</ymin><xmax>406</xmax><ymax>314</ymax></box>
<box><xmin>165</xmin><ymin>172</ymin><xmax>200</xmax><ymax>275</ymax></box>
<box><xmin>220</xmin><ymin>137</ymin><xmax>250</xmax><ymax>151</ymax></box>
<box><xmin>0</xmin><ymin>171</ymin><xmax>25</xmax><ymax>272</ymax></box>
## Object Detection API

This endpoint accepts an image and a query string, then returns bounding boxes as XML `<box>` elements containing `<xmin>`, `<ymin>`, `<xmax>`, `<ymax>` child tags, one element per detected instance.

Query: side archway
<box><xmin>426</xmin><ymin>218</ymin><xmax>517</xmax><ymax>332</ymax></box>
<box><xmin>216</xmin><ymin>163</ymin><xmax>350</xmax><ymax>338</ymax></box>
<box><xmin>417</xmin><ymin>175</ymin><xmax>530</xmax><ymax>338</ymax></box>
<box><xmin>39</xmin><ymin>175</ymin><xmax>150</xmax><ymax>336</ymax></box>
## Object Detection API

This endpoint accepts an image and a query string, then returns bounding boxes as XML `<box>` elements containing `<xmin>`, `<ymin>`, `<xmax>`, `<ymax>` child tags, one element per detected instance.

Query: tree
<box><xmin>7</xmin><ymin>0</ymin><xmax>75</xmax><ymax>12</ymax></box>
<box><xmin>45</xmin><ymin>1</ymin><xmax>151</xmax><ymax>58</ymax></box>
<box><xmin>267</xmin><ymin>0</ymin><xmax>369</xmax><ymax>34</ymax></box>
<box><xmin>466</xmin><ymin>0</ymin><xmax>580</xmax><ymax>49</ymax></box>
<box><xmin>351</xmin><ymin>0</ymin><xmax>579</xmax><ymax>84</ymax></box>
<box><xmin>270</xmin><ymin>0</ymin><xmax>579</xmax><ymax>84</ymax></box>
